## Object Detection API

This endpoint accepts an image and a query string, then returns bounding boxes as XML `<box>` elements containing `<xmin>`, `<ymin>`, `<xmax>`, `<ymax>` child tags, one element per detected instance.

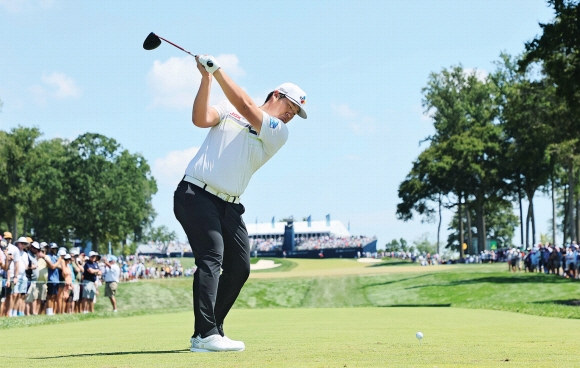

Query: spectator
<box><xmin>44</xmin><ymin>243</ymin><xmax>61</xmax><ymax>315</ymax></box>
<box><xmin>13</xmin><ymin>237</ymin><xmax>31</xmax><ymax>317</ymax></box>
<box><xmin>82</xmin><ymin>251</ymin><xmax>101</xmax><ymax>313</ymax></box>
<box><xmin>25</xmin><ymin>241</ymin><xmax>41</xmax><ymax>315</ymax></box>
<box><xmin>103</xmin><ymin>256</ymin><xmax>120</xmax><ymax>312</ymax></box>
<box><xmin>61</xmin><ymin>254</ymin><xmax>74</xmax><ymax>313</ymax></box>
<box><xmin>69</xmin><ymin>249</ymin><xmax>82</xmax><ymax>314</ymax></box>
<box><xmin>35</xmin><ymin>243</ymin><xmax>49</xmax><ymax>315</ymax></box>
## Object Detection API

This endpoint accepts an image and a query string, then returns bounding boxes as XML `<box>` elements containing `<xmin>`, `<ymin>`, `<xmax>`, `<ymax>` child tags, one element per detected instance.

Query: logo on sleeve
<box><xmin>269</xmin><ymin>117</ymin><xmax>280</xmax><ymax>129</ymax></box>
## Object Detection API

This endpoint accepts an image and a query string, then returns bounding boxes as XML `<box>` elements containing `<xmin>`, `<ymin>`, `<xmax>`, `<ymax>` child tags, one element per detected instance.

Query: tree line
<box><xmin>397</xmin><ymin>0</ymin><xmax>580</xmax><ymax>257</ymax></box>
<box><xmin>0</xmin><ymin>126</ymin><xmax>176</xmax><ymax>254</ymax></box>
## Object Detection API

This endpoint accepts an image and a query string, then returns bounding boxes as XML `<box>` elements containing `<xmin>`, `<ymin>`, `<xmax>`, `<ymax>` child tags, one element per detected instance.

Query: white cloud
<box><xmin>463</xmin><ymin>68</ymin><xmax>488</xmax><ymax>83</ymax></box>
<box><xmin>331</xmin><ymin>103</ymin><xmax>379</xmax><ymax>135</ymax></box>
<box><xmin>30</xmin><ymin>72</ymin><xmax>81</xmax><ymax>105</ymax></box>
<box><xmin>147</xmin><ymin>54</ymin><xmax>245</xmax><ymax>109</ymax></box>
<box><xmin>0</xmin><ymin>0</ymin><xmax>53</xmax><ymax>12</ymax></box>
<box><xmin>153</xmin><ymin>147</ymin><xmax>200</xmax><ymax>185</ymax></box>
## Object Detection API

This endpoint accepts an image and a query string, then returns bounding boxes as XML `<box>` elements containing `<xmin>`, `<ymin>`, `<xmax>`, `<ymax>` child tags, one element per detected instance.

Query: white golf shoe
<box><xmin>189</xmin><ymin>334</ymin><xmax>245</xmax><ymax>352</ymax></box>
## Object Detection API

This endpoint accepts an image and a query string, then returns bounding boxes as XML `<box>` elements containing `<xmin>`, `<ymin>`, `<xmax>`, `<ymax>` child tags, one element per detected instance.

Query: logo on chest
<box><xmin>229</xmin><ymin>111</ymin><xmax>243</xmax><ymax>121</ymax></box>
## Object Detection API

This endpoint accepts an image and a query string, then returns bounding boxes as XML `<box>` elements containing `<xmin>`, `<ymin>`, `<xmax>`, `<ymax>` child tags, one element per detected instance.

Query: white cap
<box><xmin>57</xmin><ymin>248</ymin><xmax>67</xmax><ymax>256</ymax></box>
<box><xmin>274</xmin><ymin>83</ymin><xmax>307</xmax><ymax>119</ymax></box>
<box><xmin>63</xmin><ymin>254</ymin><xmax>72</xmax><ymax>260</ymax></box>
<box><xmin>50</xmin><ymin>242</ymin><xmax>59</xmax><ymax>249</ymax></box>
<box><xmin>31</xmin><ymin>241</ymin><xmax>41</xmax><ymax>250</ymax></box>
<box><xmin>70</xmin><ymin>248</ymin><xmax>80</xmax><ymax>256</ymax></box>
<box><xmin>16</xmin><ymin>236</ymin><xmax>30</xmax><ymax>244</ymax></box>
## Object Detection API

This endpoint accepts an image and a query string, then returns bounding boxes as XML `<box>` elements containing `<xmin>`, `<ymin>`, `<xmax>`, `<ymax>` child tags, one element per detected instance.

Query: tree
<box><xmin>493</xmin><ymin>53</ymin><xmax>555</xmax><ymax>246</ymax></box>
<box><xmin>447</xmin><ymin>200</ymin><xmax>518</xmax><ymax>251</ymax></box>
<box><xmin>421</xmin><ymin>66</ymin><xmax>508</xmax><ymax>253</ymax></box>
<box><xmin>413</xmin><ymin>233</ymin><xmax>437</xmax><ymax>254</ymax></box>
<box><xmin>522</xmin><ymin>0</ymin><xmax>580</xmax><ymax>114</ymax></box>
<box><xmin>0</xmin><ymin>126</ymin><xmax>42</xmax><ymax>238</ymax></box>
<box><xmin>64</xmin><ymin>133</ymin><xmax>157</xmax><ymax>252</ymax></box>
<box><xmin>141</xmin><ymin>225</ymin><xmax>178</xmax><ymax>244</ymax></box>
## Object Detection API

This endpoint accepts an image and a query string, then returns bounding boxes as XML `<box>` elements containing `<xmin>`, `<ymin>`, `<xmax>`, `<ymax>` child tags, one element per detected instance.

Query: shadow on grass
<box><xmin>381</xmin><ymin>304</ymin><xmax>451</xmax><ymax>307</ymax></box>
<box><xmin>369</xmin><ymin>261</ymin><xmax>414</xmax><ymax>267</ymax></box>
<box><xmin>31</xmin><ymin>349</ymin><xmax>190</xmax><ymax>359</ymax></box>
<box><xmin>532</xmin><ymin>299</ymin><xmax>580</xmax><ymax>307</ymax></box>
<box><xmin>363</xmin><ymin>274</ymin><xmax>431</xmax><ymax>288</ymax></box>
<box><xmin>405</xmin><ymin>274</ymin><xmax>574</xmax><ymax>290</ymax></box>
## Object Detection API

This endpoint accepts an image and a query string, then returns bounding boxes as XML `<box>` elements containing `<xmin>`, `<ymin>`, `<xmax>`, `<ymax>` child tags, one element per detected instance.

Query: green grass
<box><xmin>3</xmin><ymin>307</ymin><xmax>580</xmax><ymax>367</ymax></box>
<box><xmin>3</xmin><ymin>260</ymin><xmax>580</xmax><ymax>366</ymax></box>
<box><xmin>3</xmin><ymin>261</ymin><xmax>579</xmax><ymax>330</ymax></box>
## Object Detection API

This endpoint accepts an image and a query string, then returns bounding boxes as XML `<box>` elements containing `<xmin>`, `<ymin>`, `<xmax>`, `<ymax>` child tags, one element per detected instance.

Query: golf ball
<box><xmin>416</xmin><ymin>332</ymin><xmax>423</xmax><ymax>340</ymax></box>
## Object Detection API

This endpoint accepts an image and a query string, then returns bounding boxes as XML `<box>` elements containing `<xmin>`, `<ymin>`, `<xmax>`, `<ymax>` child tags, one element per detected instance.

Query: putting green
<box><xmin>2</xmin><ymin>307</ymin><xmax>577</xmax><ymax>367</ymax></box>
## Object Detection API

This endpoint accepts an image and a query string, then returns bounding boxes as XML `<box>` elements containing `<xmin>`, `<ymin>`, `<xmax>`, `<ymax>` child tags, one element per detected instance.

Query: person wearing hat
<box><xmin>60</xmin><ymin>254</ymin><xmax>74</xmax><ymax>311</ymax></box>
<box><xmin>81</xmin><ymin>251</ymin><xmax>101</xmax><ymax>313</ymax></box>
<box><xmin>0</xmin><ymin>238</ymin><xmax>7</xmax><ymax>316</ymax></box>
<box><xmin>12</xmin><ymin>237</ymin><xmax>31</xmax><ymax>316</ymax></box>
<box><xmin>43</xmin><ymin>243</ymin><xmax>61</xmax><ymax>315</ymax></box>
<box><xmin>3</xmin><ymin>232</ymin><xmax>19</xmax><ymax>316</ymax></box>
<box><xmin>174</xmin><ymin>55</ymin><xmax>307</xmax><ymax>353</ymax></box>
<box><xmin>102</xmin><ymin>255</ymin><xmax>120</xmax><ymax>312</ymax></box>
<box><xmin>24</xmin><ymin>241</ymin><xmax>40</xmax><ymax>315</ymax></box>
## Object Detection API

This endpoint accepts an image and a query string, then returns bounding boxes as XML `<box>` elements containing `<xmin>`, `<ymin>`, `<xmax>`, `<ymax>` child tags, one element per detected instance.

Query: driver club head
<box><xmin>143</xmin><ymin>32</ymin><xmax>161</xmax><ymax>50</ymax></box>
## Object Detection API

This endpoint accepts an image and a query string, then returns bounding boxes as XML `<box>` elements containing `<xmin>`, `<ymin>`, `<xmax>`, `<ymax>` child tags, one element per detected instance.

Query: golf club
<box><xmin>143</xmin><ymin>32</ymin><xmax>213</xmax><ymax>67</ymax></box>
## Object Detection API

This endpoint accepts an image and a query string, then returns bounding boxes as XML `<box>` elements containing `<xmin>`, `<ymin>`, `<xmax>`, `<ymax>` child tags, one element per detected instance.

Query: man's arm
<box><xmin>192</xmin><ymin>69</ymin><xmax>220</xmax><ymax>128</ymax></box>
<box><xmin>212</xmin><ymin>67</ymin><xmax>263</xmax><ymax>132</ymax></box>
<box><xmin>44</xmin><ymin>255</ymin><xmax>60</xmax><ymax>270</ymax></box>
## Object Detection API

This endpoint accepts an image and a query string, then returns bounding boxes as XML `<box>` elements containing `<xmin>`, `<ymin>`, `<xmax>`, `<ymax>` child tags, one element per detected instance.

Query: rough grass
<box><xmin>3</xmin><ymin>260</ymin><xmax>579</xmax><ymax>331</ymax></box>
<box><xmin>3</xmin><ymin>307</ymin><xmax>580</xmax><ymax>367</ymax></box>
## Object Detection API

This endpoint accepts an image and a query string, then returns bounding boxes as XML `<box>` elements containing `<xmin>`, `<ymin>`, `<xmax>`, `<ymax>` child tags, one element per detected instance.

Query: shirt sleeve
<box><xmin>211</xmin><ymin>100</ymin><xmax>234</xmax><ymax>122</ymax></box>
<box><xmin>258</xmin><ymin>112</ymin><xmax>289</xmax><ymax>156</ymax></box>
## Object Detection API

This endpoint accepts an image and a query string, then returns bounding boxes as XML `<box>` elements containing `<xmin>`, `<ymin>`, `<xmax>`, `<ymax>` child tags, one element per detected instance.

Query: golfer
<box><xmin>174</xmin><ymin>54</ymin><xmax>307</xmax><ymax>353</ymax></box>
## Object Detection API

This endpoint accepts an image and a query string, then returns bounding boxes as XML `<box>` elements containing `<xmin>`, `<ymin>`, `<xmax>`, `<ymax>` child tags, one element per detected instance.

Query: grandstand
<box><xmin>136</xmin><ymin>217</ymin><xmax>376</xmax><ymax>259</ymax></box>
<box><xmin>248</xmin><ymin>217</ymin><xmax>377</xmax><ymax>258</ymax></box>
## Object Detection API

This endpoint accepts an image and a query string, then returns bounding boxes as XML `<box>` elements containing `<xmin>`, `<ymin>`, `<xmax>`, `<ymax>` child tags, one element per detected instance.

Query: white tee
<box><xmin>17</xmin><ymin>249</ymin><xmax>28</xmax><ymax>278</ymax></box>
<box><xmin>6</xmin><ymin>244</ymin><xmax>19</xmax><ymax>279</ymax></box>
<box><xmin>104</xmin><ymin>263</ymin><xmax>121</xmax><ymax>283</ymax></box>
<box><xmin>185</xmin><ymin>100</ymin><xmax>289</xmax><ymax>197</ymax></box>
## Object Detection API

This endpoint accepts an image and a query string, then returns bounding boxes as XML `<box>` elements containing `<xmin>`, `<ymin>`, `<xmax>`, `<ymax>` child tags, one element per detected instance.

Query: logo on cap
<box><xmin>300</xmin><ymin>96</ymin><xmax>306</xmax><ymax>105</ymax></box>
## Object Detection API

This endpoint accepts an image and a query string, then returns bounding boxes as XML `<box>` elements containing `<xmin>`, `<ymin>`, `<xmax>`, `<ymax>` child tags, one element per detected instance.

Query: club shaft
<box><xmin>157</xmin><ymin>35</ymin><xmax>196</xmax><ymax>58</ymax></box>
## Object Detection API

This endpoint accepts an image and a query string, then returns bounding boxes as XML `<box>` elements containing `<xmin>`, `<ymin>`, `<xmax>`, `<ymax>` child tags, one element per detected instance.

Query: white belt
<box><xmin>183</xmin><ymin>175</ymin><xmax>241</xmax><ymax>204</ymax></box>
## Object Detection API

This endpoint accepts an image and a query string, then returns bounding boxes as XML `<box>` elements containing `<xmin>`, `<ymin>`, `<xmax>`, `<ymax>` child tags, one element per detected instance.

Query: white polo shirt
<box><xmin>185</xmin><ymin>100</ymin><xmax>289</xmax><ymax>197</ymax></box>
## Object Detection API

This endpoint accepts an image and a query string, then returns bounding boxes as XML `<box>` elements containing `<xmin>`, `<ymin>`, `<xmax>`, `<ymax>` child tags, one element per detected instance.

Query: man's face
<box><xmin>269</xmin><ymin>92</ymin><xmax>300</xmax><ymax>124</ymax></box>
<box><xmin>17</xmin><ymin>242</ymin><xmax>27</xmax><ymax>250</ymax></box>
<box><xmin>50</xmin><ymin>247</ymin><xmax>57</xmax><ymax>254</ymax></box>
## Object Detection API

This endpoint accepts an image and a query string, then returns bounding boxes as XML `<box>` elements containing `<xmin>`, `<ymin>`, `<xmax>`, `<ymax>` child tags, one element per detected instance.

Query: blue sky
<box><xmin>0</xmin><ymin>0</ymin><xmax>556</xmax><ymax>248</ymax></box>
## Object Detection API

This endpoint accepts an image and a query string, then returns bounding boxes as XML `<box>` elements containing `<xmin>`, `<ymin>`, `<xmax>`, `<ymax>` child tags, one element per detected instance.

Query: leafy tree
<box><xmin>28</xmin><ymin>138</ymin><xmax>70</xmax><ymax>243</ymax></box>
<box><xmin>384</xmin><ymin>238</ymin><xmax>411</xmax><ymax>252</ymax></box>
<box><xmin>447</xmin><ymin>200</ymin><xmax>518</xmax><ymax>251</ymax></box>
<box><xmin>413</xmin><ymin>233</ymin><xmax>437</xmax><ymax>254</ymax></box>
<box><xmin>63</xmin><ymin>133</ymin><xmax>157</xmax><ymax>252</ymax></box>
<box><xmin>141</xmin><ymin>225</ymin><xmax>178</xmax><ymax>244</ymax></box>
<box><xmin>521</xmin><ymin>0</ymin><xmax>580</xmax><ymax>243</ymax></box>
<box><xmin>0</xmin><ymin>126</ymin><xmax>42</xmax><ymax>238</ymax></box>
<box><xmin>493</xmin><ymin>53</ymin><xmax>556</xmax><ymax>246</ymax></box>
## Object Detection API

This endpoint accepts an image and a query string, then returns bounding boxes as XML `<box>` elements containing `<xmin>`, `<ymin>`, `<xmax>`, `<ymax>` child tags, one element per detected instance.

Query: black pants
<box><xmin>174</xmin><ymin>180</ymin><xmax>250</xmax><ymax>338</ymax></box>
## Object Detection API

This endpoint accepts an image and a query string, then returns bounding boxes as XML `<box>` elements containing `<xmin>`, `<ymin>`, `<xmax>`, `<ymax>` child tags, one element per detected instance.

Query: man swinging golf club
<box><xmin>173</xmin><ymin>54</ymin><xmax>307</xmax><ymax>352</ymax></box>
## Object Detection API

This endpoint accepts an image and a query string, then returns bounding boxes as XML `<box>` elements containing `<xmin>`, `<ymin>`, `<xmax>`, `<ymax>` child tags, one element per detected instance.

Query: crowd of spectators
<box><xmin>0</xmin><ymin>231</ymin><xmax>120</xmax><ymax>317</ymax></box>
<box><xmin>249</xmin><ymin>235</ymin><xmax>376</xmax><ymax>252</ymax></box>
<box><xmin>503</xmin><ymin>243</ymin><xmax>580</xmax><ymax>278</ymax></box>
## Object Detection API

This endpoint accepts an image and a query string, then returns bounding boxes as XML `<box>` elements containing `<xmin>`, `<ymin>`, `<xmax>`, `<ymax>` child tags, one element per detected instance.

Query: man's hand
<box><xmin>197</xmin><ymin>54</ymin><xmax>220</xmax><ymax>74</ymax></box>
<box><xmin>195</xmin><ymin>56</ymin><xmax>211</xmax><ymax>77</ymax></box>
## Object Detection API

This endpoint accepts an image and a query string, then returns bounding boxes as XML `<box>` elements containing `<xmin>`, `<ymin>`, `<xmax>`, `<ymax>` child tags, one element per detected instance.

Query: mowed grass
<box><xmin>3</xmin><ymin>307</ymin><xmax>580</xmax><ymax>367</ymax></box>
<box><xmin>3</xmin><ymin>260</ymin><xmax>580</xmax><ymax>330</ymax></box>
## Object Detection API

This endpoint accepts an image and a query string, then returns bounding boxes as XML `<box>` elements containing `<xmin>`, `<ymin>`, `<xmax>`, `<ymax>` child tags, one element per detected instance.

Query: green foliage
<box><xmin>413</xmin><ymin>233</ymin><xmax>437</xmax><ymax>254</ymax></box>
<box><xmin>140</xmin><ymin>225</ymin><xmax>178</xmax><ymax>244</ymax></box>
<box><xmin>447</xmin><ymin>200</ymin><xmax>518</xmax><ymax>250</ymax></box>
<box><xmin>63</xmin><ymin>133</ymin><xmax>157</xmax><ymax>251</ymax></box>
<box><xmin>522</xmin><ymin>0</ymin><xmax>580</xmax><ymax>113</ymax></box>
<box><xmin>0</xmin><ymin>128</ymin><xmax>157</xmax><ymax>248</ymax></box>
<box><xmin>384</xmin><ymin>238</ymin><xmax>410</xmax><ymax>252</ymax></box>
